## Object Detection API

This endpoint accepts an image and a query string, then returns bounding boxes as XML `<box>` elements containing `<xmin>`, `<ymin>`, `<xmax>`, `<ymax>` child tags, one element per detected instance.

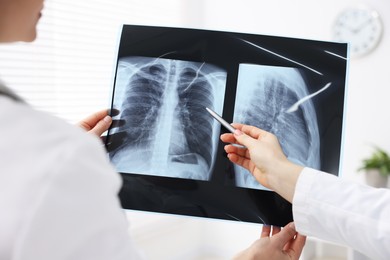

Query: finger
<box><xmin>78</xmin><ymin>109</ymin><xmax>110</xmax><ymax>131</ymax></box>
<box><xmin>101</xmin><ymin>121</ymin><xmax>124</xmax><ymax>143</ymax></box>
<box><xmin>288</xmin><ymin>233</ymin><xmax>306</xmax><ymax>258</ymax></box>
<box><xmin>271</xmin><ymin>226</ymin><xmax>281</xmax><ymax>236</ymax></box>
<box><xmin>226</xmin><ymin>151</ymin><xmax>254</xmax><ymax>171</ymax></box>
<box><xmin>224</xmin><ymin>144</ymin><xmax>250</xmax><ymax>159</ymax></box>
<box><xmin>223</xmin><ymin>144</ymin><xmax>257</xmax><ymax>174</ymax></box>
<box><xmin>220</xmin><ymin>133</ymin><xmax>237</xmax><ymax>144</ymax></box>
<box><xmin>104</xmin><ymin>131</ymin><xmax>128</xmax><ymax>152</ymax></box>
<box><xmin>232</xmin><ymin>129</ymin><xmax>257</xmax><ymax>150</ymax></box>
<box><xmin>261</xmin><ymin>224</ymin><xmax>271</xmax><ymax>238</ymax></box>
<box><xmin>272</xmin><ymin>222</ymin><xmax>298</xmax><ymax>249</ymax></box>
<box><xmin>109</xmin><ymin>108</ymin><xmax>120</xmax><ymax>117</ymax></box>
<box><xmin>232</xmin><ymin>123</ymin><xmax>268</xmax><ymax>140</ymax></box>
<box><xmin>230</xmin><ymin>123</ymin><xmax>245</xmax><ymax>130</ymax></box>
<box><xmin>226</xmin><ymin>153</ymin><xmax>245</xmax><ymax>166</ymax></box>
<box><xmin>89</xmin><ymin>116</ymin><xmax>112</xmax><ymax>137</ymax></box>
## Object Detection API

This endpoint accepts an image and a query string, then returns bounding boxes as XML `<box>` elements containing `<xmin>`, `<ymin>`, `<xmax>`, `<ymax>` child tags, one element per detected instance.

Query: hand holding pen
<box><xmin>206</xmin><ymin>107</ymin><xmax>303</xmax><ymax>200</ymax></box>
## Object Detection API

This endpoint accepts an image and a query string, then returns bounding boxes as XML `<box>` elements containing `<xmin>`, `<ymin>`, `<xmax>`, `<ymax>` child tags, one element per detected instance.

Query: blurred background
<box><xmin>1</xmin><ymin>0</ymin><xmax>389</xmax><ymax>259</ymax></box>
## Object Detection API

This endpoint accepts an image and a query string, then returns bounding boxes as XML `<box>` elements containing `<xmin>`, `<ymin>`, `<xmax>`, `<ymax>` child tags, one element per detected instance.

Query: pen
<box><xmin>205</xmin><ymin>107</ymin><xmax>236</xmax><ymax>133</ymax></box>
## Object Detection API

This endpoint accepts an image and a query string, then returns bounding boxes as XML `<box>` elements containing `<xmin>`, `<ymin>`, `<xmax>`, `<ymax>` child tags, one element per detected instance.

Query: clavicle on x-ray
<box><xmin>109</xmin><ymin>56</ymin><xmax>227</xmax><ymax>181</ymax></box>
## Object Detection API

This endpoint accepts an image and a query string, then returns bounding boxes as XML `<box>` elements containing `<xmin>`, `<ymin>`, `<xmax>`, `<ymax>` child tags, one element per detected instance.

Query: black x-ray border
<box><xmin>106</xmin><ymin>24</ymin><xmax>348</xmax><ymax>226</ymax></box>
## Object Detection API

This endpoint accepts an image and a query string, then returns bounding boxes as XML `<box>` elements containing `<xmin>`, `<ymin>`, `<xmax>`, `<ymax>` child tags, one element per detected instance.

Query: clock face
<box><xmin>332</xmin><ymin>7</ymin><xmax>383</xmax><ymax>57</ymax></box>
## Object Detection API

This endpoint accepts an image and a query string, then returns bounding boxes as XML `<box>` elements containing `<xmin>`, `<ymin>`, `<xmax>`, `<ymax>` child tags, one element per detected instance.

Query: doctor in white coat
<box><xmin>221</xmin><ymin>123</ymin><xmax>390</xmax><ymax>260</ymax></box>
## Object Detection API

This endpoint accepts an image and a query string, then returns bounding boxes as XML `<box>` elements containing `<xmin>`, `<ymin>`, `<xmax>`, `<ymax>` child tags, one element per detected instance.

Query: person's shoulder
<box><xmin>1</xmin><ymin>97</ymin><xmax>73</xmax><ymax>133</ymax></box>
<box><xmin>0</xmin><ymin>96</ymin><xmax>96</xmax><ymax>146</ymax></box>
<box><xmin>0</xmin><ymin>95</ymin><xmax>120</xmax><ymax>194</ymax></box>
<box><xmin>0</xmin><ymin>96</ymin><xmax>109</xmax><ymax>176</ymax></box>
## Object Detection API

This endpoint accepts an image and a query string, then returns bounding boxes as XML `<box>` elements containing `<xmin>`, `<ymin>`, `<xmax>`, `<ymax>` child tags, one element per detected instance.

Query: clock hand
<box><xmin>351</xmin><ymin>18</ymin><xmax>372</xmax><ymax>34</ymax></box>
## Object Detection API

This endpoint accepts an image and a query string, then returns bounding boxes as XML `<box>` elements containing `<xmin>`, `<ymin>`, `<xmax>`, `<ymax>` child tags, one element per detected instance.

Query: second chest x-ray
<box><xmin>106</xmin><ymin>24</ymin><xmax>348</xmax><ymax>226</ymax></box>
<box><xmin>233</xmin><ymin>65</ymin><xmax>321</xmax><ymax>190</ymax></box>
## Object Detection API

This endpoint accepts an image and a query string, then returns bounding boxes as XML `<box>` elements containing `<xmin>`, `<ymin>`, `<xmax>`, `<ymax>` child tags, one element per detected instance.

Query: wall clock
<box><xmin>332</xmin><ymin>6</ymin><xmax>383</xmax><ymax>57</ymax></box>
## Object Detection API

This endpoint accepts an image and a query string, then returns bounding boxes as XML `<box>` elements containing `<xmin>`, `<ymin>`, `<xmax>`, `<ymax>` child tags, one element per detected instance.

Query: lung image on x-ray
<box><xmin>108</xmin><ymin>56</ymin><xmax>227</xmax><ymax>181</ymax></box>
<box><xmin>233</xmin><ymin>64</ymin><xmax>321</xmax><ymax>190</ymax></box>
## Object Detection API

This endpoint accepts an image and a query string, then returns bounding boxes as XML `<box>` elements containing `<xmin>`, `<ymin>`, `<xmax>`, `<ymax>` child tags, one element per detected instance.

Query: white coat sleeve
<box><xmin>12</xmin><ymin>134</ymin><xmax>144</xmax><ymax>260</ymax></box>
<box><xmin>293</xmin><ymin>167</ymin><xmax>390</xmax><ymax>260</ymax></box>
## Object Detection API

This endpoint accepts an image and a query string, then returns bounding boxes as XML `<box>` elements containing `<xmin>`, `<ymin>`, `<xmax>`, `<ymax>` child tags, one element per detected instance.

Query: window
<box><xmin>0</xmin><ymin>0</ymin><xmax>185</xmax><ymax>123</ymax></box>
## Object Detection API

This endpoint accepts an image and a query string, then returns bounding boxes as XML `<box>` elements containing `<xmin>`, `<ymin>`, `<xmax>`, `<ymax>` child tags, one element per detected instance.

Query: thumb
<box><xmin>272</xmin><ymin>222</ymin><xmax>297</xmax><ymax>248</ymax></box>
<box><xmin>233</xmin><ymin>129</ymin><xmax>256</xmax><ymax>149</ymax></box>
<box><xmin>89</xmin><ymin>115</ymin><xmax>112</xmax><ymax>137</ymax></box>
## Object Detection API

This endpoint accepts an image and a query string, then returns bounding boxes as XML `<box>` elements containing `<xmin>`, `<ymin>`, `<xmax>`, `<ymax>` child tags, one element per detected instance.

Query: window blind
<box><xmin>0</xmin><ymin>0</ymin><xmax>184</xmax><ymax>123</ymax></box>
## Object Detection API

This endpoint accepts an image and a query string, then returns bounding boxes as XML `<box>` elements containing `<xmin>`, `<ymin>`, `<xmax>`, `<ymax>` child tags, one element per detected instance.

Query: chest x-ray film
<box><xmin>106</xmin><ymin>24</ymin><xmax>348</xmax><ymax>226</ymax></box>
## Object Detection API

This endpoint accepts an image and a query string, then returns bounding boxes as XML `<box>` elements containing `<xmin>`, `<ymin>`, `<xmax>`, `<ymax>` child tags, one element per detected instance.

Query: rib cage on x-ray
<box><xmin>233</xmin><ymin>64</ymin><xmax>320</xmax><ymax>190</ymax></box>
<box><xmin>109</xmin><ymin>56</ymin><xmax>227</xmax><ymax>181</ymax></box>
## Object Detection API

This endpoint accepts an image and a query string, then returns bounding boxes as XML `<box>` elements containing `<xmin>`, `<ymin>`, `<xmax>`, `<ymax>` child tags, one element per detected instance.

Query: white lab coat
<box><xmin>0</xmin><ymin>95</ymin><xmax>143</xmax><ymax>260</ymax></box>
<box><xmin>293</xmin><ymin>167</ymin><xmax>390</xmax><ymax>260</ymax></box>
